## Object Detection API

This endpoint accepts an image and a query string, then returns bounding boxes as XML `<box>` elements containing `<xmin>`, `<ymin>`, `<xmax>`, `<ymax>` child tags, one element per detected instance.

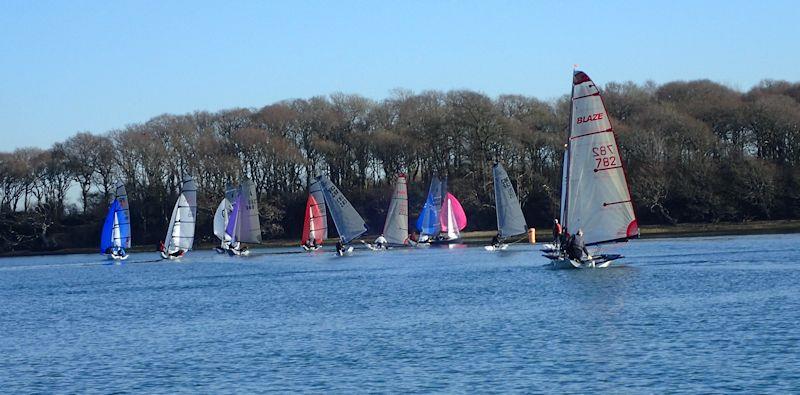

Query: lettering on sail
<box><xmin>576</xmin><ymin>113</ymin><xmax>604</xmax><ymax>124</ymax></box>
<box><xmin>592</xmin><ymin>144</ymin><xmax>618</xmax><ymax>171</ymax></box>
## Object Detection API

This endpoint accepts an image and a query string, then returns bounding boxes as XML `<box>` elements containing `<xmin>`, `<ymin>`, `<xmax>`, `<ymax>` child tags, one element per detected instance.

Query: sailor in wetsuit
<box><xmin>304</xmin><ymin>238</ymin><xmax>318</xmax><ymax>250</ymax></box>
<box><xmin>374</xmin><ymin>234</ymin><xmax>388</xmax><ymax>249</ymax></box>
<box><xmin>567</xmin><ymin>229</ymin><xmax>591</xmax><ymax>261</ymax></box>
<box><xmin>552</xmin><ymin>219</ymin><xmax>562</xmax><ymax>249</ymax></box>
<box><xmin>490</xmin><ymin>233</ymin><xmax>503</xmax><ymax>248</ymax></box>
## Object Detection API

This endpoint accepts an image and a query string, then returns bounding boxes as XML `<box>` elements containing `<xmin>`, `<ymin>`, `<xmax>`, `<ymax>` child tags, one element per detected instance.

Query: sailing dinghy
<box><xmin>301</xmin><ymin>183</ymin><xmax>328</xmax><ymax>251</ymax></box>
<box><xmin>213</xmin><ymin>184</ymin><xmax>237</xmax><ymax>254</ymax></box>
<box><xmin>100</xmin><ymin>181</ymin><xmax>131</xmax><ymax>260</ymax></box>
<box><xmin>312</xmin><ymin>175</ymin><xmax>367</xmax><ymax>256</ymax></box>
<box><xmin>367</xmin><ymin>174</ymin><xmax>409</xmax><ymax>250</ymax></box>
<box><xmin>546</xmin><ymin>70</ymin><xmax>639</xmax><ymax>269</ymax></box>
<box><xmin>224</xmin><ymin>180</ymin><xmax>262</xmax><ymax>256</ymax></box>
<box><xmin>432</xmin><ymin>178</ymin><xmax>467</xmax><ymax>245</ymax></box>
<box><xmin>160</xmin><ymin>176</ymin><xmax>197</xmax><ymax>260</ymax></box>
<box><xmin>414</xmin><ymin>176</ymin><xmax>442</xmax><ymax>246</ymax></box>
<box><xmin>485</xmin><ymin>163</ymin><xmax>527</xmax><ymax>251</ymax></box>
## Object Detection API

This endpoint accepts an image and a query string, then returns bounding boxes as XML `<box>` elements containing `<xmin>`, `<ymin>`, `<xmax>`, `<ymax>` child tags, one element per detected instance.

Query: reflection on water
<box><xmin>1</xmin><ymin>233</ymin><xmax>799</xmax><ymax>392</ymax></box>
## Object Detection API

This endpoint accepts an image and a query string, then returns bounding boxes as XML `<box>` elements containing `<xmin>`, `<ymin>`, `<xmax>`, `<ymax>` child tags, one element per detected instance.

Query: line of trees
<box><xmin>1</xmin><ymin>79</ymin><xmax>799</xmax><ymax>252</ymax></box>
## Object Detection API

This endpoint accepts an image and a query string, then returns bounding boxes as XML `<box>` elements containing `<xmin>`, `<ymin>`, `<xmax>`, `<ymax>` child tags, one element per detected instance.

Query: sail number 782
<box><xmin>592</xmin><ymin>145</ymin><xmax>617</xmax><ymax>170</ymax></box>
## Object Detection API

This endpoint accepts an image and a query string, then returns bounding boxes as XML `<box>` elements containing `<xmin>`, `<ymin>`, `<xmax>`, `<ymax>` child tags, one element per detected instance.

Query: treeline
<box><xmin>1</xmin><ymin>79</ymin><xmax>800</xmax><ymax>252</ymax></box>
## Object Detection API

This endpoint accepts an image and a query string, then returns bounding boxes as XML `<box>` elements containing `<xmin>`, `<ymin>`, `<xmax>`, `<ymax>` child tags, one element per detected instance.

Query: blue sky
<box><xmin>1</xmin><ymin>0</ymin><xmax>797</xmax><ymax>150</ymax></box>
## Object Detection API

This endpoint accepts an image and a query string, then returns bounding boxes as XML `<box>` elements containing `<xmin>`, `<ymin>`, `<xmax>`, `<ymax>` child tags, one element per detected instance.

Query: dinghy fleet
<box><xmin>100</xmin><ymin>70</ymin><xmax>639</xmax><ymax>268</ymax></box>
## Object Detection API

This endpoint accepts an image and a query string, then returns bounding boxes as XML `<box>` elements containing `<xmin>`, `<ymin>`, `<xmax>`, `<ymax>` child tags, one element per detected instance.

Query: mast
<box><xmin>562</xmin><ymin>67</ymin><xmax>575</xmax><ymax>229</ymax></box>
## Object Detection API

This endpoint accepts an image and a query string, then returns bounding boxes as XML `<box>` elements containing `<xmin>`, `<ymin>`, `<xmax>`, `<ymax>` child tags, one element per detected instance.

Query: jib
<box><xmin>576</xmin><ymin>113</ymin><xmax>604</xmax><ymax>124</ymax></box>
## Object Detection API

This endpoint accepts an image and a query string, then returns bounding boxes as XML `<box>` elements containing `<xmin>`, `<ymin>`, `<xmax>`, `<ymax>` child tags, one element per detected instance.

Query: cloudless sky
<box><xmin>1</xmin><ymin>0</ymin><xmax>797</xmax><ymax>150</ymax></box>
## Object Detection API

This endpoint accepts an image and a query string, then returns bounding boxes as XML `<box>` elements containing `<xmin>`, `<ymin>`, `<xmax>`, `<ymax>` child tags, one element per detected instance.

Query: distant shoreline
<box><xmin>1</xmin><ymin>220</ymin><xmax>798</xmax><ymax>258</ymax></box>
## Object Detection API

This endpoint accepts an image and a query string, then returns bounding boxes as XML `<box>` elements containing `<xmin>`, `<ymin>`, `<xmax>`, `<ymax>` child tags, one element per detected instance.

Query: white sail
<box><xmin>382</xmin><ymin>175</ymin><xmax>409</xmax><ymax>245</ymax></box>
<box><xmin>164</xmin><ymin>176</ymin><xmax>197</xmax><ymax>252</ymax></box>
<box><xmin>213</xmin><ymin>198</ymin><xmax>232</xmax><ymax>242</ymax></box>
<box><xmin>112</xmin><ymin>210</ymin><xmax>122</xmax><ymax>248</ymax></box>
<box><xmin>445</xmin><ymin>199</ymin><xmax>459</xmax><ymax>240</ymax></box>
<box><xmin>231</xmin><ymin>180</ymin><xmax>262</xmax><ymax>244</ymax></box>
<box><xmin>563</xmin><ymin>71</ymin><xmax>638</xmax><ymax>245</ymax></box>
<box><xmin>492</xmin><ymin>163</ymin><xmax>527</xmax><ymax>238</ymax></box>
<box><xmin>114</xmin><ymin>181</ymin><xmax>131</xmax><ymax>248</ymax></box>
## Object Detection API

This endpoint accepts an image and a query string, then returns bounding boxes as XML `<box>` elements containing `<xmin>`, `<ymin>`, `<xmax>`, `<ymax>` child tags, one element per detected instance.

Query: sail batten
<box><xmin>563</xmin><ymin>71</ymin><xmax>639</xmax><ymax>246</ymax></box>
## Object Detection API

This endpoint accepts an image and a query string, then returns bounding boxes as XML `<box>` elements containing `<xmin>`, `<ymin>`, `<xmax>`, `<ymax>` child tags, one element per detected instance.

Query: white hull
<box><xmin>302</xmin><ymin>245</ymin><xmax>322</xmax><ymax>252</ymax></box>
<box><xmin>160</xmin><ymin>251</ymin><xmax>185</xmax><ymax>260</ymax></box>
<box><xmin>550</xmin><ymin>257</ymin><xmax>613</xmax><ymax>269</ymax></box>
<box><xmin>336</xmin><ymin>246</ymin><xmax>355</xmax><ymax>256</ymax></box>
<box><xmin>106</xmin><ymin>253</ymin><xmax>128</xmax><ymax>261</ymax></box>
<box><xmin>484</xmin><ymin>244</ymin><xmax>509</xmax><ymax>251</ymax></box>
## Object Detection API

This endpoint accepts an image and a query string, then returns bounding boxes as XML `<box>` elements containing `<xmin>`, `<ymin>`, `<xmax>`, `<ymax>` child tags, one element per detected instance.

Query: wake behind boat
<box><xmin>545</xmin><ymin>70</ymin><xmax>639</xmax><ymax>269</ymax></box>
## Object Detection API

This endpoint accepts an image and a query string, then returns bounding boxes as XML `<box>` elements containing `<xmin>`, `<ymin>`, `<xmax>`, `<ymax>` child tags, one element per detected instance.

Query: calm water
<box><xmin>1</xmin><ymin>234</ymin><xmax>799</xmax><ymax>393</ymax></box>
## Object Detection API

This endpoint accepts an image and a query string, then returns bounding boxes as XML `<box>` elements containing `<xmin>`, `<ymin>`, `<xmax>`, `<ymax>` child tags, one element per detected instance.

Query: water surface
<box><xmin>1</xmin><ymin>234</ymin><xmax>799</xmax><ymax>392</ymax></box>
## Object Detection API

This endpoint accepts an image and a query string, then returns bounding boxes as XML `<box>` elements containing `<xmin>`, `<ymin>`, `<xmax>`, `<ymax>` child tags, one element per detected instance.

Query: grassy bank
<box><xmin>2</xmin><ymin>220</ymin><xmax>799</xmax><ymax>257</ymax></box>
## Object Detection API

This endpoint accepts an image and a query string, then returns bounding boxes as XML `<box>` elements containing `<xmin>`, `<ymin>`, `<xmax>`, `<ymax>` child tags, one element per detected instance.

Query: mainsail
<box><xmin>114</xmin><ymin>182</ymin><xmax>131</xmax><ymax>248</ymax></box>
<box><xmin>382</xmin><ymin>174</ymin><xmax>409</xmax><ymax>245</ymax></box>
<box><xmin>563</xmin><ymin>71</ymin><xmax>638</xmax><ymax>245</ymax></box>
<box><xmin>100</xmin><ymin>199</ymin><xmax>129</xmax><ymax>253</ymax></box>
<box><xmin>492</xmin><ymin>163</ymin><xmax>527</xmax><ymax>238</ymax></box>
<box><xmin>213</xmin><ymin>197</ymin><xmax>233</xmax><ymax>243</ymax></box>
<box><xmin>415</xmin><ymin>176</ymin><xmax>442</xmax><ymax>236</ymax></box>
<box><xmin>164</xmin><ymin>176</ymin><xmax>197</xmax><ymax>252</ymax></box>
<box><xmin>229</xmin><ymin>180</ymin><xmax>262</xmax><ymax>244</ymax></box>
<box><xmin>315</xmin><ymin>175</ymin><xmax>367</xmax><ymax>244</ymax></box>
<box><xmin>301</xmin><ymin>193</ymin><xmax>326</xmax><ymax>245</ymax></box>
<box><xmin>439</xmin><ymin>192</ymin><xmax>467</xmax><ymax>238</ymax></box>
<box><xmin>308</xmin><ymin>180</ymin><xmax>328</xmax><ymax>241</ymax></box>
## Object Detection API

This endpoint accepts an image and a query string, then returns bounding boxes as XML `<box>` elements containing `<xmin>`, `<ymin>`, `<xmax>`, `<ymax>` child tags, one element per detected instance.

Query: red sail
<box><xmin>301</xmin><ymin>194</ymin><xmax>326</xmax><ymax>245</ymax></box>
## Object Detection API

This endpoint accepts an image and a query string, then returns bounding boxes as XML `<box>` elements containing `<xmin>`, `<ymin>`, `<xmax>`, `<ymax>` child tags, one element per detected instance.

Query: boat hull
<box><xmin>548</xmin><ymin>254</ymin><xmax>621</xmax><ymax>269</ymax></box>
<box><xmin>336</xmin><ymin>246</ymin><xmax>355</xmax><ymax>256</ymax></box>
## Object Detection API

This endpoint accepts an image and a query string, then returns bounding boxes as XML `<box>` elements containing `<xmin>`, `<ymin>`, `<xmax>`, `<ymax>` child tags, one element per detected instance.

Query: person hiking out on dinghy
<box><xmin>491</xmin><ymin>233</ymin><xmax>503</xmax><ymax>248</ymax></box>
<box><xmin>374</xmin><ymin>234</ymin><xmax>388</xmax><ymax>249</ymax></box>
<box><xmin>567</xmin><ymin>229</ymin><xmax>591</xmax><ymax>261</ymax></box>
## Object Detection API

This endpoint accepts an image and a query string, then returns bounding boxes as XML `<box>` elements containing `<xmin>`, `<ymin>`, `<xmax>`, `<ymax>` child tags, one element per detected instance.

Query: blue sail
<box><xmin>416</xmin><ymin>176</ymin><xmax>442</xmax><ymax>235</ymax></box>
<box><xmin>100</xmin><ymin>200</ymin><xmax>120</xmax><ymax>253</ymax></box>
